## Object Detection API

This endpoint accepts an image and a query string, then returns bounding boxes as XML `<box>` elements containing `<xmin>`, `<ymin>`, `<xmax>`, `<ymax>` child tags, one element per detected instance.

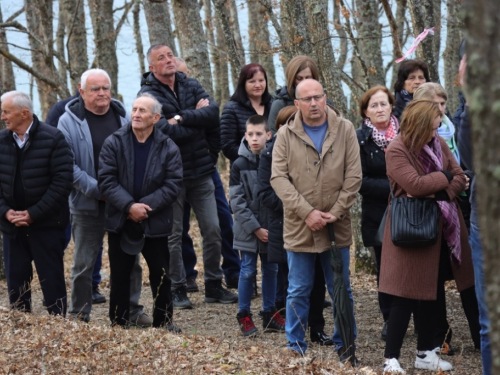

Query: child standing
<box><xmin>230</xmin><ymin>115</ymin><xmax>285</xmax><ymax>336</ymax></box>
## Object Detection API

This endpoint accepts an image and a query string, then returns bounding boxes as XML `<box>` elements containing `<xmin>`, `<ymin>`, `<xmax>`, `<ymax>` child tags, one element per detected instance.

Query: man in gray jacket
<box><xmin>58</xmin><ymin>69</ymin><xmax>150</xmax><ymax>325</ymax></box>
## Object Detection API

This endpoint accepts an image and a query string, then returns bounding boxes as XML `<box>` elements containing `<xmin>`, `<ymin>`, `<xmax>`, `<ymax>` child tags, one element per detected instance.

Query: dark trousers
<box><xmin>3</xmin><ymin>228</ymin><xmax>67</xmax><ymax>316</ymax></box>
<box><xmin>374</xmin><ymin>245</ymin><xmax>393</xmax><ymax>321</ymax></box>
<box><xmin>108</xmin><ymin>233</ymin><xmax>172</xmax><ymax>327</ymax></box>
<box><xmin>278</xmin><ymin>255</ymin><xmax>327</xmax><ymax>332</ymax></box>
<box><xmin>182</xmin><ymin>169</ymin><xmax>241</xmax><ymax>282</ymax></box>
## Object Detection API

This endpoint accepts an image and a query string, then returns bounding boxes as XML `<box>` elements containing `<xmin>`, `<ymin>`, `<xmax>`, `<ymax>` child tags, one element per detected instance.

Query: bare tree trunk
<box><xmin>407</xmin><ymin>0</ymin><xmax>440</xmax><ymax>83</ymax></box>
<box><xmin>25</xmin><ymin>0</ymin><xmax>58</xmax><ymax>119</ymax></box>
<box><xmin>62</xmin><ymin>0</ymin><xmax>89</xmax><ymax>92</ymax></box>
<box><xmin>304</xmin><ymin>0</ymin><xmax>347</xmax><ymax>115</ymax></box>
<box><xmin>172</xmin><ymin>0</ymin><xmax>213</xmax><ymax>96</ymax></box>
<box><xmin>56</xmin><ymin>4</ymin><xmax>67</xmax><ymax>93</ymax></box>
<box><xmin>133</xmin><ymin>0</ymin><xmax>146</xmax><ymax>74</ymax></box>
<box><xmin>212</xmin><ymin>0</ymin><xmax>242</xmax><ymax>87</ymax></box>
<box><xmin>88</xmin><ymin>0</ymin><xmax>119</xmax><ymax>97</ymax></box>
<box><xmin>280</xmin><ymin>0</ymin><xmax>314</xmax><ymax>57</ymax></box>
<box><xmin>228</xmin><ymin>0</ymin><xmax>245</xmax><ymax>65</ymax></box>
<box><xmin>352</xmin><ymin>195</ymin><xmax>375</xmax><ymax>273</ymax></box>
<box><xmin>0</xmin><ymin>5</ymin><xmax>16</xmax><ymax>93</ymax></box>
<box><xmin>390</xmin><ymin>0</ymin><xmax>408</xmax><ymax>90</ymax></box>
<box><xmin>215</xmin><ymin>13</ymin><xmax>230</xmax><ymax>107</ymax></box>
<box><xmin>142</xmin><ymin>0</ymin><xmax>177</xmax><ymax>56</ymax></box>
<box><xmin>333</xmin><ymin>0</ymin><xmax>348</xmax><ymax>70</ymax></box>
<box><xmin>464</xmin><ymin>1</ymin><xmax>500</xmax><ymax>372</ymax></box>
<box><xmin>355</xmin><ymin>0</ymin><xmax>385</xmax><ymax>86</ymax></box>
<box><xmin>443</xmin><ymin>0</ymin><xmax>462</xmax><ymax>114</ymax></box>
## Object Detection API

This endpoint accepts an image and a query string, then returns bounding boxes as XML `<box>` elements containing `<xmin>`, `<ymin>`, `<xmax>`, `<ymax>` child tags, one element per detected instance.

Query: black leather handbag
<box><xmin>389</xmin><ymin>185</ymin><xmax>440</xmax><ymax>248</ymax></box>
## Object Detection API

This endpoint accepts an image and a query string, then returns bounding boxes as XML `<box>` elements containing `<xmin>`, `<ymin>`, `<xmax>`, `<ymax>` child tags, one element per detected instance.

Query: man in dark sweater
<box><xmin>0</xmin><ymin>91</ymin><xmax>72</xmax><ymax>316</ymax></box>
<box><xmin>58</xmin><ymin>69</ymin><xmax>150</xmax><ymax>325</ymax></box>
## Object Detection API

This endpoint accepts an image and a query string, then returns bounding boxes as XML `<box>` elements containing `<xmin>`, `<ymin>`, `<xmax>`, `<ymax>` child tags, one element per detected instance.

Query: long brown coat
<box><xmin>380</xmin><ymin>135</ymin><xmax>474</xmax><ymax>300</ymax></box>
<box><xmin>270</xmin><ymin>106</ymin><xmax>362</xmax><ymax>252</ymax></box>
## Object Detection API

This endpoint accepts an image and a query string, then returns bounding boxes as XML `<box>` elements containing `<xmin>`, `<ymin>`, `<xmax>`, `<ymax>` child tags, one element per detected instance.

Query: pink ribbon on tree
<box><xmin>396</xmin><ymin>27</ymin><xmax>435</xmax><ymax>63</ymax></box>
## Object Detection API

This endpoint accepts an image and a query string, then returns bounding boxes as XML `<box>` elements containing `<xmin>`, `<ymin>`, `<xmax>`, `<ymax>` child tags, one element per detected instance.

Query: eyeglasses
<box><xmin>89</xmin><ymin>85</ymin><xmax>111</xmax><ymax>93</ymax></box>
<box><xmin>295</xmin><ymin>94</ymin><xmax>326</xmax><ymax>103</ymax></box>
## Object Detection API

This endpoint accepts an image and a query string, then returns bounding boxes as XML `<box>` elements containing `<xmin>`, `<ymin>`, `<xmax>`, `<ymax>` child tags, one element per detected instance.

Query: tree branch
<box><xmin>115</xmin><ymin>1</ymin><xmax>134</xmax><ymax>39</ymax></box>
<box><xmin>0</xmin><ymin>21</ymin><xmax>44</xmax><ymax>46</ymax></box>
<box><xmin>379</xmin><ymin>0</ymin><xmax>403</xmax><ymax>59</ymax></box>
<box><xmin>0</xmin><ymin>47</ymin><xmax>70</xmax><ymax>97</ymax></box>
<box><xmin>6</xmin><ymin>6</ymin><xmax>25</xmax><ymax>23</ymax></box>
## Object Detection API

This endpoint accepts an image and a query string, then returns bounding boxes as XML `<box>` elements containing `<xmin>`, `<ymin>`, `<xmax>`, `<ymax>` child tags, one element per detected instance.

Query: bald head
<box><xmin>294</xmin><ymin>79</ymin><xmax>327</xmax><ymax>126</ymax></box>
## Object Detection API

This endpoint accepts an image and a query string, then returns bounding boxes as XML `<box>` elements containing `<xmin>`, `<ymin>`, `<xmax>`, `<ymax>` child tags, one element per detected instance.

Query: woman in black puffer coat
<box><xmin>221</xmin><ymin>63</ymin><xmax>273</xmax><ymax>163</ymax></box>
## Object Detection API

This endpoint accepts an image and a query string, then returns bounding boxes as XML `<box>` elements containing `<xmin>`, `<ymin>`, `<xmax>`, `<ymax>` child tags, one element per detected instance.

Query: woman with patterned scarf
<box><xmin>381</xmin><ymin>99</ymin><xmax>475</xmax><ymax>374</ymax></box>
<box><xmin>356</xmin><ymin>86</ymin><xmax>399</xmax><ymax>341</ymax></box>
<box><xmin>392</xmin><ymin>59</ymin><xmax>430</xmax><ymax>122</ymax></box>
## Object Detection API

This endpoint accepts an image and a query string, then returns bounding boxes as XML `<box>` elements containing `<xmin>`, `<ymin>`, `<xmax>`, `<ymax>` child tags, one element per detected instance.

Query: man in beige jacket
<box><xmin>271</xmin><ymin>79</ymin><xmax>362</xmax><ymax>356</ymax></box>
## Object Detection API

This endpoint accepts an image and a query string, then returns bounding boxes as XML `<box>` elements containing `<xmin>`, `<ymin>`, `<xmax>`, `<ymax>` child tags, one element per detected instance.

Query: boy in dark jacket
<box><xmin>230</xmin><ymin>115</ymin><xmax>285</xmax><ymax>336</ymax></box>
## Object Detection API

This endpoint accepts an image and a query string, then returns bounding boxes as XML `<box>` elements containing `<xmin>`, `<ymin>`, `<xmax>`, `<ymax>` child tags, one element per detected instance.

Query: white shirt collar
<box><xmin>13</xmin><ymin>121</ymin><xmax>33</xmax><ymax>148</ymax></box>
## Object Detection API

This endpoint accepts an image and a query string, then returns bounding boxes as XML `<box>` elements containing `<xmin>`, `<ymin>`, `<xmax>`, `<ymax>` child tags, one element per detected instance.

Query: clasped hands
<box><xmin>128</xmin><ymin>203</ymin><xmax>152</xmax><ymax>222</ymax></box>
<box><xmin>5</xmin><ymin>209</ymin><xmax>33</xmax><ymax>227</ymax></box>
<box><xmin>305</xmin><ymin>209</ymin><xmax>337</xmax><ymax>232</ymax></box>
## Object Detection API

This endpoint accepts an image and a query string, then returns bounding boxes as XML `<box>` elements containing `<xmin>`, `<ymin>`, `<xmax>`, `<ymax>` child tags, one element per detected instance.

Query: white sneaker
<box><xmin>383</xmin><ymin>358</ymin><xmax>406</xmax><ymax>374</ymax></box>
<box><xmin>414</xmin><ymin>350</ymin><xmax>453</xmax><ymax>371</ymax></box>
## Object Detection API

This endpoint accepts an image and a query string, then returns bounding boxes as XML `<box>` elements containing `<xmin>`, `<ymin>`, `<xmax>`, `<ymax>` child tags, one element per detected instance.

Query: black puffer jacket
<box><xmin>356</xmin><ymin>123</ymin><xmax>391</xmax><ymax>247</ymax></box>
<box><xmin>138</xmin><ymin>71</ymin><xmax>220</xmax><ymax>179</ymax></box>
<box><xmin>392</xmin><ymin>91</ymin><xmax>410</xmax><ymax>123</ymax></box>
<box><xmin>0</xmin><ymin>116</ymin><xmax>73</xmax><ymax>235</ymax></box>
<box><xmin>98</xmin><ymin>125</ymin><xmax>183</xmax><ymax>237</ymax></box>
<box><xmin>257</xmin><ymin>136</ymin><xmax>285</xmax><ymax>263</ymax></box>
<box><xmin>220</xmin><ymin>97</ymin><xmax>273</xmax><ymax>163</ymax></box>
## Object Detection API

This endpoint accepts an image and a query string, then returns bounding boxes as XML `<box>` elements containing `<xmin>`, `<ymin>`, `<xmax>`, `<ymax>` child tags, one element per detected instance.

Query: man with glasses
<box><xmin>271</xmin><ymin>79</ymin><xmax>361</xmax><ymax>357</ymax></box>
<box><xmin>58</xmin><ymin>69</ymin><xmax>150</xmax><ymax>326</ymax></box>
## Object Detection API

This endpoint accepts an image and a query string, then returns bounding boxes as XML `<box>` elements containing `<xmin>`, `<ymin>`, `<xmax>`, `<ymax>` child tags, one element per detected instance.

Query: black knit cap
<box><xmin>459</xmin><ymin>38</ymin><xmax>466</xmax><ymax>60</ymax></box>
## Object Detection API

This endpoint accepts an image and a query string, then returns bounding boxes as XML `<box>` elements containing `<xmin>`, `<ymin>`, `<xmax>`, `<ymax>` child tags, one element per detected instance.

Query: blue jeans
<box><xmin>286</xmin><ymin>248</ymin><xmax>357</xmax><ymax>354</ymax></box>
<box><xmin>470</xmin><ymin>222</ymin><xmax>491</xmax><ymax>375</ymax></box>
<box><xmin>238</xmin><ymin>252</ymin><xmax>277</xmax><ymax>312</ymax></box>
<box><xmin>181</xmin><ymin>170</ymin><xmax>241</xmax><ymax>282</ymax></box>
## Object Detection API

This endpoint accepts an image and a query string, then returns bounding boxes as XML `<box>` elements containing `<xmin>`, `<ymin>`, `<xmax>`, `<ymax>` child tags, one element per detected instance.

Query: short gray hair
<box><xmin>135</xmin><ymin>93</ymin><xmax>162</xmax><ymax>115</ymax></box>
<box><xmin>80</xmin><ymin>69</ymin><xmax>112</xmax><ymax>90</ymax></box>
<box><xmin>0</xmin><ymin>91</ymin><xmax>33</xmax><ymax>114</ymax></box>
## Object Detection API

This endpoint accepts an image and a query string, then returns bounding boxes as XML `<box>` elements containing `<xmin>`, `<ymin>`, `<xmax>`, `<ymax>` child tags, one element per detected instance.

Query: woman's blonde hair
<box><xmin>400</xmin><ymin>99</ymin><xmax>442</xmax><ymax>152</ymax></box>
<box><xmin>413</xmin><ymin>82</ymin><xmax>448</xmax><ymax>101</ymax></box>
<box><xmin>275</xmin><ymin>105</ymin><xmax>297</xmax><ymax>130</ymax></box>
<box><xmin>285</xmin><ymin>56</ymin><xmax>320</xmax><ymax>97</ymax></box>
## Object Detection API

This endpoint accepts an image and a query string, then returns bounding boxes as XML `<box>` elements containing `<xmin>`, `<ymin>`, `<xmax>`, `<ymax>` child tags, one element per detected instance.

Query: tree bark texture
<box><xmin>25</xmin><ymin>0</ymin><xmax>58</xmax><ymax>119</ymax></box>
<box><xmin>143</xmin><ymin>0</ymin><xmax>177</xmax><ymax>56</ymax></box>
<box><xmin>0</xmin><ymin>4</ymin><xmax>16</xmax><ymax>93</ymax></box>
<box><xmin>56</xmin><ymin>4</ymin><xmax>67</xmax><ymax>91</ymax></box>
<box><xmin>172</xmin><ymin>0</ymin><xmax>213</xmax><ymax>96</ymax></box>
<box><xmin>354</xmin><ymin>0</ymin><xmax>385</xmax><ymax>86</ymax></box>
<box><xmin>247</xmin><ymin>0</ymin><xmax>276</xmax><ymax>92</ymax></box>
<box><xmin>62</xmin><ymin>0</ymin><xmax>89</xmax><ymax>92</ymax></box>
<box><xmin>352</xmin><ymin>195</ymin><xmax>376</xmax><ymax>274</ymax></box>
<box><xmin>88</xmin><ymin>0</ymin><xmax>119</xmax><ymax>97</ymax></box>
<box><xmin>280</xmin><ymin>0</ymin><xmax>313</xmax><ymax>57</ymax></box>
<box><xmin>304</xmin><ymin>0</ymin><xmax>347</xmax><ymax>115</ymax></box>
<box><xmin>442</xmin><ymin>0</ymin><xmax>462</xmax><ymax>114</ymax></box>
<box><xmin>228</xmin><ymin>0</ymin><xmax>245</xmax><ymax>66</ymax></box>
<box><xmin>214</xmin><ymin>11</ymin><xmax>230</xmax><ymax>108</ymax></box>
<box><xmin>463</xmin><ymin>1</ymin><xmax>500</xmax><ymax>371</ymax></box>
<box><xmin>333</xmin><ymin>0</ymin><xmax>348</xmax><ymax>70</ymax></box>
<box><xmin>133</xmin><ymin>0</ymin><xmax>146</xmax><ymax>75</ymax></box>
<box><xmin>407</xmin><ymin>0</ymin><xmax>440</xmax><ymax>83</ymax></box>
<box><xmin>390</xmin><ymin>0</ymin><xmax>408</xmax><ymax>90</ymax></box>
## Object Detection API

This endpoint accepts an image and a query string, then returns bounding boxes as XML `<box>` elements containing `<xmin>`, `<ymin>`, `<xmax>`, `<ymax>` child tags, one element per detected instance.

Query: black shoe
<box><xmin>310</xmin><ymin>331</ymin><xmax>334</xmax><ymax>346</ymax></box>
<box><xmin>205</xmin><ymin>280</ymin><xmax>238</xmax><ymax>304</ymax></box>
<box><xmin>262</xmin><ymin>308</ymin><xmax>285</xmax><ymax>332</ymax></box>
<box><xmin>172</xmin><ymin>287</ymin><xmax>193</xmax><ymax>309</ymax></box>
<box><xmin>166</xmin><ymin>324</ymin><xmax>182</xmax><ymax>334</ymax></box>
<box><xmin>323</xmin><ymin>299</ymin><xmax>332</xmax><ymax>308</ymax></box>
<box><xmin>92</xmin><ymin>286</ymin><xmax>106</xmax><ymax>304</ymax></box>
<box><xmin>381</xmin><ymin>320</ymin><xmax>388</xmax><ymax>341</ymax></box>
<box><xmin>237</xmin><ymin>310</ymin><xmax>258</xmax><ymax>336</ymax></box>
<box><xmin>337</xmin><ymin>347</ymin><xmax>359</xmax><ymax>366</ymax></box>
<box><xmin>225</xmin><ymin>277</ymin><xmax>239</xmax><ymax>289</ymax></box>
<box><xmin>186</xmin><ymin>278</ymin><xmax>199</xmax><ymax>293</ymax></box>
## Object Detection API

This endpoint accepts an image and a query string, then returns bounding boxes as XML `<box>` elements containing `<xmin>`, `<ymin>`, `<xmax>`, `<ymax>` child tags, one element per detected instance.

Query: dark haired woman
<box><xmin>381</xmin><ymin>99</ymin><xmax>474</xmax><ymax>373</ymax></box>
<box><xmin>392</xmin><ymin>59</ymin><xmax>430</xmax><ymax>122</ymax></box>
<box><xmin>221</xmin><ymin>63</ymin><xmax>273</xmax><ymax>163</ymax></box>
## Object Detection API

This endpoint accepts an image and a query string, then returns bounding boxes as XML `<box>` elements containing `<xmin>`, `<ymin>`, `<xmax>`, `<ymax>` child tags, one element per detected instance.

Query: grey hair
<box><xmin>146</xmin><ymin>44</ymin><xmax>171</xmax><ymax>65</ymax></box>
<box><xmin>0</xmin><ymin>91</ymin><xmax>33</xmax><ymax>114</ymax></box>
<box><xmin>135</xmin><ymin>93</ymin><xmax>162</xmax><ymax>115</ymax></box>
<box><xmin>80</xmin><ymin>69</ymin><xmax>112</xmax><ymax>90</ymax></box>
<box><xmin>174</xmin><ymin>57</ymin><xmax>186</xmax><ymax>65</ymax></box>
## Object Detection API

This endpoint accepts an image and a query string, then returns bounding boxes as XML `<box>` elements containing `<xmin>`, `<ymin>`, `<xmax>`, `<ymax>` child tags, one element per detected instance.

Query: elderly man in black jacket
<box><xmin>138</xmin><ymin>44</ymin><xmax>237</xmax><ymax>308</ymax></box>
<box><xmin>99</xmin><ymin>93</ymin><xmax>183</xmax><ymax>329</ymax></box>
<box><xmin>0</xmin><ymin>91</ymin><xmax>73</xmax><ymax>316</ymax></box>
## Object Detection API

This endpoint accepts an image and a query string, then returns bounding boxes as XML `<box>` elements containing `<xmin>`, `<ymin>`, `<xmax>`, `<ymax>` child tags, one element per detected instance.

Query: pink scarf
<box><xmin>364</xmin><ymin>115</ymin><xmax>399</xmax><ymax>151</ymax></box>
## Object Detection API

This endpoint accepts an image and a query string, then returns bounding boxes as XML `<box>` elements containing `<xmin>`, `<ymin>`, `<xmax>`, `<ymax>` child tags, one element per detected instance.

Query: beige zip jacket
<box><xmin>270</xmin><ymin>106</ymin><xmax>362</xmax><ymax>252</ymax></box>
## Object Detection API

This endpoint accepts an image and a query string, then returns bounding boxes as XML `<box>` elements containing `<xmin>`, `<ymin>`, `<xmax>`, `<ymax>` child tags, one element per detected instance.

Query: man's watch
<box><xmin>174</xmin><ymin>115</ymin><xmax>182</xmax><ymax>123</ymax></box>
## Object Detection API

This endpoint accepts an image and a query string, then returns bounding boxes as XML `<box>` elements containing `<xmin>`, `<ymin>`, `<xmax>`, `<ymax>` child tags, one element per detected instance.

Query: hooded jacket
<box><xmin>271</xmin><ymin>106</ymin><xmax>362</xmax><ymax>252</ymax></box>
<box><xmin>229</xmin><ymin>138</ymin><xmax>268</xmax><ymax>253</ymax></box>
<box><xmin>138</xmin><ymin>71</ymin><xmax>220</xmax><ymax>179</ymax></box>
<box><xmin>98</xmin><ymin>125</ymin><xmax>183</xmax><ymax>237</ymax></box>
<box><xmin>0</xmin><ymin>116</ymin><xmax>73</xmax><ymax>235</ymax></box>
<box><xmin>57</xmin><ymin>97</ymin><xmax>130</xmax><ymax>216</ymax></box>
